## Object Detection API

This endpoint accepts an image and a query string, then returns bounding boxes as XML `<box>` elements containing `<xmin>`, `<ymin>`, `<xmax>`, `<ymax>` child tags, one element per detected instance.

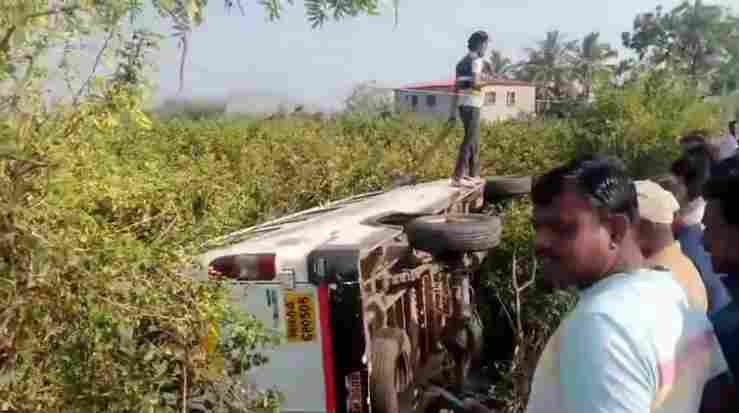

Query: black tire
<box><xmin>484</xmin><ymin>175</ymin><xmax>532</xmax><ymax>200</ymax></box>
<box><xmin>371</xmin><ymin>328</ymin><xmax>412</xmax><ymax>413</ymax></box>
<box><xmin>405</xmin><ymin>214</ymin><xmax>502</xmax><ymax>255</ymax></box>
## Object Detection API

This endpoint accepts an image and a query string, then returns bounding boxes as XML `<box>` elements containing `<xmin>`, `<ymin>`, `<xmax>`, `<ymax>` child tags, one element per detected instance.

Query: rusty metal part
<box><xmin>360</xmin><ymin>186</ymin><xmax>490</xmax><ymax>413</ymax></box>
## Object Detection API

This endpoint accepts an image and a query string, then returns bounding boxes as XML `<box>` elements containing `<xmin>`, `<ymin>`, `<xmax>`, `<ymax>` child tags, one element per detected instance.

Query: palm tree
<box><xmin>573</xmin><ymin>32</ymin><xmax>618</xmax><ymax>101</ymax></box>
<box><xmin>486</xmin><ymin>50</ymin><xmax>515</xmax><ymax>79</ymax></box>
<box><xmin>519</xmin><ymin>30</ymin><xmax>578</xmax><ymax>100</ymax></box>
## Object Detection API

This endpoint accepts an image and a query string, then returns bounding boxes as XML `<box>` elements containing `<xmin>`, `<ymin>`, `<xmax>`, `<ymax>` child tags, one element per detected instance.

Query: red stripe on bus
<box><xmin>319</xmin><ymin>283</ymin><xmax>338</xmax><ymax>413</ymax></box>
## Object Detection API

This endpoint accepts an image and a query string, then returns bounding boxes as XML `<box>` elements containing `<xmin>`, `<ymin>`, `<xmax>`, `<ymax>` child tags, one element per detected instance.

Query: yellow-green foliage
<box><xmin>0</xmin><ymin>76</ymin><xmax>722</xmax><ymax>412</ymax></box>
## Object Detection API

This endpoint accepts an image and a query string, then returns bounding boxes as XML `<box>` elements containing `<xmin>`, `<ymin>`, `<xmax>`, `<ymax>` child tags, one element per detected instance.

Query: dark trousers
<box><xmin>453</xmin><ymin>105</ymin><xmax>481</xmax><ymax>179</ymax></box>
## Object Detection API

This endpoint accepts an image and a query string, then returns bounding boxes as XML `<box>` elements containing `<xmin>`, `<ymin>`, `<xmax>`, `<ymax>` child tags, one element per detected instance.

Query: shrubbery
<box><xmin>0</xmin><ymin>74</ymin><xmax>722</xmax><ymax>411</ymax></box>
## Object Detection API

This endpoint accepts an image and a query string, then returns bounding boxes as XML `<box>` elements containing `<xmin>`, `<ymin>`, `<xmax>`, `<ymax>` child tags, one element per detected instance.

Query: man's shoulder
<box><xmin>457</xmin><ymin>53</ymin><xmax>481</xmax><ymax>63</ymax></box>
<box><xmin>572</xmin><ymin>269</ymin><xmax>683</xmax><ymax>330</ymax></box>
<box><xmin>581</xmin><ymin>269</ymin><xmax>680</xmax><ymax>306</ymax></box>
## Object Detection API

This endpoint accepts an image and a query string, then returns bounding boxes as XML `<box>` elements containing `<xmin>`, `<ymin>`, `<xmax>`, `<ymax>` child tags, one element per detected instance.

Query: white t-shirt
<box><xmin>456</xmin><ymin>57</ymin><xmax>485</xmax><ymax>108</ymax></box>
<box><xmin>526</xmin><ymin>268</ymin><xmax>727</xmax><ymax>413</ymax></box>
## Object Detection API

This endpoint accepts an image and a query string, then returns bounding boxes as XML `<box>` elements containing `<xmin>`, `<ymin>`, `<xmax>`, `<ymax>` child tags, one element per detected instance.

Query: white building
<box><xmin>394</xmin><ymin>79</ymin><xmax>537</xmax><ymax>122</ymax></box>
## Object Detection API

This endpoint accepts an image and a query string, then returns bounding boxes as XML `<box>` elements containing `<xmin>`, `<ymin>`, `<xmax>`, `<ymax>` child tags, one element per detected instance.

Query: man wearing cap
<box><xmin>635</xmin><ymin>179</ymin><xmax>708</xmax><ymax>312</ymax></box>
<box><xmin>448</xmin><ymin>157</ymin><xmax>728</xmax><ymax>413</ymax></box>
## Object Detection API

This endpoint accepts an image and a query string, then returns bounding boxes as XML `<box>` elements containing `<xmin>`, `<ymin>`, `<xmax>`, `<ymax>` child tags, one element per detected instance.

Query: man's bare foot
<box><xmin>451</xmin><ymin>177</ymin><xmax>476</xmax><ymax>188</ymax></box>
<box><xmin>459</xmin><ymin>176</ymin><xmax>483</xmax><ymax>185</ymax></box>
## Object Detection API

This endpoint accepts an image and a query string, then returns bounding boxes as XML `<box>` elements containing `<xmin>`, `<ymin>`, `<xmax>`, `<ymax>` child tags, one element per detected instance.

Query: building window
<box><xmin>485</xmin><ymin>92</ymin><xmax>496</xmax><ymax>105</ymax></box>
<box><xmin>426</xmin><ymin>94</ymin><xmax>436</xmax><ymax>107</ymax></box>
<box><xmin>506</xmin><ymin>91</ymin><xmax>516</xmax><ymax>106</ymax></box>
<box><xmin>411</xmin><ymin>95</ymin><xmax>418</xmax><ymax>107</ymax></box>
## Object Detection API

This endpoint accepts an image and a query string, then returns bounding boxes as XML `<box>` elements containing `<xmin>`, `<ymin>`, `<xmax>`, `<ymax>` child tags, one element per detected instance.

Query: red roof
<box><xmin>398</xmin><ymin>79</ymin><xmax>535</xmax><ymax>90</ymax></box>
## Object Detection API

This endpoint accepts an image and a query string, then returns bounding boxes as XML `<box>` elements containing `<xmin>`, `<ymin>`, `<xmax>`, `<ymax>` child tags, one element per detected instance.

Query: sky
<box><xmin>142</xmin><ymin>0</ymin><xmax>737</xmax><ymax>110</ymax></box>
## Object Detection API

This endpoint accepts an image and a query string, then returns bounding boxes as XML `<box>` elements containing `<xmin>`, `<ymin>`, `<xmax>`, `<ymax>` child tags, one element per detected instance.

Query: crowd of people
<box><xmin>446</xmin><ymin>29</ymin><xmax>739</xmax><ymax>412</ymax></box>
<box><xmin>448</xmin><ymin>123</ymin><xmax>737</xmax><ymax>413</ymax></box>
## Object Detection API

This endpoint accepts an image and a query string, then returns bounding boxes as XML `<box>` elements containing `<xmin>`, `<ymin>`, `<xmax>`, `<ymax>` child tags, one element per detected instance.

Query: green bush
<box><xmin>479</xmin><ymin>199</ymin><xmax>576</xmax><ymax>412</ymax></box>
<box><xmin>566</xmin><ymin>71</ymin><xmax>722</xmax><ymax>177</ymax></box>
<box><xmin>0</xmin><ymin>78</ymin><xmax>722</xmax><ymax>412</ymax></box>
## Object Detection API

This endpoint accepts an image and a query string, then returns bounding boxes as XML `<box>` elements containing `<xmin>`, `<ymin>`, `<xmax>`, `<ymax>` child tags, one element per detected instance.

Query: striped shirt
<box><xmin>526</xmin><ymin>268</ymin><xmax>727</xmax><ymax>413</ymax></box>
<box><xmin>454</xmin><ymin>54</ymin><xmax>485</xmax><ymax>108</ymax></box>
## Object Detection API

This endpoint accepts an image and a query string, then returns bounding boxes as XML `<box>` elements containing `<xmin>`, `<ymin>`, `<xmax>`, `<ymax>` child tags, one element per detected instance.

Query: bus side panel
<box><xmin>309</xmin><ymin>249</ymin><xmax>370</xmax><ymax>413</ymax></box>
<box><xmin>332</xmin><ymin>282</ymin><xmax>369</xmax><ymax>413</ymax></box>
<box><xmin>226</xmin><ymin>282</ymin><xmax>328</xmax><ymax>413</ymax></box>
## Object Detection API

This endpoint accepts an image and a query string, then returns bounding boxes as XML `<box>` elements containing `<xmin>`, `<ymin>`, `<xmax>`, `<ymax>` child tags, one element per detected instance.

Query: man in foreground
<box><xmin>634</xmin><ymin>179</ymin><xmax>708</xmax><ymax>312</ymax></box>
<box><xmin>524</xmin><ymin>155</ymin><xmax>726</xmax><ymax>412</ymax></box>
<box><xmin>449</xmin><ymin>30</ymin><xmax>497</xmax><ymax>188</ymax></box>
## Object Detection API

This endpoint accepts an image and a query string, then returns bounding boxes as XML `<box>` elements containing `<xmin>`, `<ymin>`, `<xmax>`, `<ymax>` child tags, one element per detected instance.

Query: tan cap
<box><xmin>635</xmin><ymin>180</ymin><xmax>680</xmax><ymax>225</ymax></box>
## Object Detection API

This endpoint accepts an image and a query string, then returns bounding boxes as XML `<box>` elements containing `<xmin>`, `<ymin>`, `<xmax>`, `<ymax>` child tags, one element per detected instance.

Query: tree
<box><xmin>0</xmin><ymin>1</ymin><xmax>393</xmax><ymax>112</ymax></box>
<box><xmin>486</xmin><ymin>49</ymin><xmax>515</xmax><ymax>79</ymax></box>
<box><xmin>712</xmin><ymin>39</ymin><xmax>739</xmax><ymax>95</ymax></box>
<box><xmin>0</xmin><ymin>1</ymin><xmax>393</xmax><ymax>411</ymax></box>
<box><xmin>344</xmin><ymin>80</ymin><xmax>394</xmax><ymax>115</ymax></box>
<box><xmin>518</xmin><ymin>30</ymin><xmax>578</xmax><ymax>100</ymax></box>
<box><xmin>572</xmin><ymin>32</ymin><xmax>617</xmax><ymax>101</ymax></box>
<box><xmin>622</xmin><ymin>0</ymin><xmax>739</xmax><ymax>92</ymax></box>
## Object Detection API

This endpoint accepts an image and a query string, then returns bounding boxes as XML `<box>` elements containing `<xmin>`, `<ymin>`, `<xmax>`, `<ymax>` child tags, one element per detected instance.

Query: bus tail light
<box><xmin>208</xmin><ymin>253</ymin><xmax>276</xmax><ymax>281</ymax></box>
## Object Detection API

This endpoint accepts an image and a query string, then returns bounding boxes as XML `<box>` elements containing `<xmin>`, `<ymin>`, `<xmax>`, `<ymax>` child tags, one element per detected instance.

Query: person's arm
<box><xmin>470</xmin><ymin>58</ymin><xmax>486</xmax><ymax>89</ymax></box>
<box><xmin>705</xmin><ymin>273</ymin><xmax>732</xmax><ymax>314</ymax></box>
<box><xmin>471</xmin><ymin>59</ymin><xmax>498</xmax><ymax>88</ymax></box>
<box><xmin>448</xmin><ymin>89</ymin><xmax>458</xmax><ymax>122</ymax></box>
<box><xmin>559</xmin><ymin>313</ymin><xmax>657</xmax><ymax>413</ymax></box>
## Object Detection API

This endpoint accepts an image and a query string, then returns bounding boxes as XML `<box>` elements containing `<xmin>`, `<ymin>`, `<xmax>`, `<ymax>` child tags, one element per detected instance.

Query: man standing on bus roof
<box><xmin>449</xmin><ymin>30</ymin><xmax>498</xmax><ymax>188</ymax></box>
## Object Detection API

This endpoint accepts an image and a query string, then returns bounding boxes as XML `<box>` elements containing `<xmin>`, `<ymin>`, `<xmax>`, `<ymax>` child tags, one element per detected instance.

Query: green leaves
<box><xmin>0</xmin><ymin>76</ymin><xmax>722</xmax><ymax>410</ymax></box>
<box><xmin>305</xmin><ymin>0</ymin><xmax>381</xmax><ymax>28</ymax></box>
<box><xmin>260</xmin><ymin>0</ymin><xmax>285</xmax><ymax>22</ymax></box>
<box><xmin>623</xmin><ymin>1</ymin><xmax>739</xmax><ymax>92</ymax></box>
<box><xmin>518</xmin><ymin>30</ymin><xmax>582</xmax><ymax>99</ymax></box>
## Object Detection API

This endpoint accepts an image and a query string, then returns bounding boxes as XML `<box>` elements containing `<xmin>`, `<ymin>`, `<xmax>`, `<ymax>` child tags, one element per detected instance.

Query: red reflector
<box><xmin>208</xmin><ymin>253</ymin><xmax>276</xmax><ymax>281</ymax></box>
<box><xmin>257</xmin><ymin>254</ymin><xmax>276</xmax><ymax>278</ymax></box>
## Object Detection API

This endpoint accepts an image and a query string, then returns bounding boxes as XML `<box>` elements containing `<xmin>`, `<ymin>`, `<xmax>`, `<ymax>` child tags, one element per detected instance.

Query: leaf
<box><xmin>143</xmin><ymin>347</ymin><xmax>157</xmax><ymax>362</ymax></box>
<box><xmin>186</xmin><ymin>0</ymin><xmax>204</xmax><ymax>26</ymax></box>
<box><xmin>133</xmin><ymin>109</ymin><xmax>153</xmax><ymax>130</ymax></box>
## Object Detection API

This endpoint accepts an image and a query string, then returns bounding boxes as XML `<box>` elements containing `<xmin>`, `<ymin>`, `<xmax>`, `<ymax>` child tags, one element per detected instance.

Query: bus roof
<box><xmin>197</xmin><ymin>179</ymin><xmax>483</xmax><ymax>278</ymax></box>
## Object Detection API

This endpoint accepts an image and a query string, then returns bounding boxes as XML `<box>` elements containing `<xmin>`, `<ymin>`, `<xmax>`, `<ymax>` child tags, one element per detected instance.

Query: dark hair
<box><xmin>679</xmin><ymin>131</ymin><xmax>709</xmax><ymax>148</ymax></box>
<box><xmin>730</xmin><ymin>120</ymin><xmax>736</xmax><ymax>131</ymax></box>
<box><xmin>532</xmin><ymin>155</ymin><xmax>639</xmax><ymax>222</ymax></box>
<box><xmin>468</xmin><ymin>30</ymin><xmax>489</xmax><ymax>52</ymax></box>
<box><xmin>671</xmin><ymin>145</ymin><xmax>712</xmax><ymax>201</ymax></box>
<box><xmin>654</xmin><ymin>173</ymin><xmax>688</xmax><ymax>207</ymax></box>
<box><xmin>680</xmin><ymin>136</ymin><xmax>708</xmax><ymax>147</ymax></box>
<box><xmin>704</xmin><ymin>154</ymin><xmax>739</xmax><ymax>226</ymax></box>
